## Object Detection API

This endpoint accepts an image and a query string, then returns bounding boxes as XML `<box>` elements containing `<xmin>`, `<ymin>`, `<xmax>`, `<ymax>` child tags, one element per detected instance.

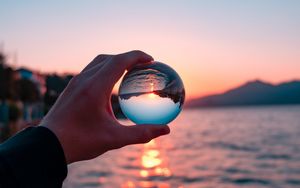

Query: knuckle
<box><xmin>95</xmin><ymin>54</ymin><xmax>109</xmax><ymax>62</ymax></box>
<box><xmin>112</xmin><ymin>54</ymin><xmax>123</xmax><ymax>63</ymax></box>
<box><xmin>114</xmin><ymin>50</ymin><xmax>142</xmax><ymax>61</ymax></box>
<box><xmin>68</xmin><ymin>75</ymin><xmax>81</xmax><ymax>87</ymax></box>
<box><xmin>130</xmin><ymin>50</ymin><xmax>143</xmax><ymax>55</ymax></box>
<box><xmin>68</xmin><ymin>75</ymin><xmax>94</xmax><ymax>97</ymax></box>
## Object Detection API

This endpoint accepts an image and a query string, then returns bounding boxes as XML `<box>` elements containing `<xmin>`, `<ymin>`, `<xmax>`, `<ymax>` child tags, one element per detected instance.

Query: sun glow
<box><xmin>123</xmin><ymin>140</ymin><xmax>173</xmax><ymax>187</ymax></box>
<box><xmin>141</xmin><ymin>154</ymin><xmax>162</xmax><ymax>169</ymax></box>
<box><xmin>139</xmin><ymin>170</ymin><xmax>149</xmax><ymax>177</ymax></box>
<box><xmin>141</xmin><ymin>140</ymin><xmax>162</xmax><ymax>169</ymax></box>
<box><xmin>150</xmin><ymin>82</ymin><xmax>154</xmax><ymax>91</ymax></box>
<box><xmin>147</xmin><ymin>82</ymin><xmax>157</xmax><ymax>99</ymax></box>
<box><xmin>147</xmin><ymin>93</ymin><xmax>157</xmax><ymax>99</ymax></box>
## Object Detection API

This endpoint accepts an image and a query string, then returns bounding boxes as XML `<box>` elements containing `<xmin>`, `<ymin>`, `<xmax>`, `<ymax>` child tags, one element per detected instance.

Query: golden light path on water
<box><xmin>121</xmin><ymin>140</ymin><xmax>173</xmax><ymax>188</ymax></box>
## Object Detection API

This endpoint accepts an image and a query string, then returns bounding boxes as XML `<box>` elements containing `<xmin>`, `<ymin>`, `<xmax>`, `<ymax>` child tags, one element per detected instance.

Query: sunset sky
<box><xmin>1</xmin><ymin>0</ymin><xmax>300</xmax><ymax>99</ymax></box>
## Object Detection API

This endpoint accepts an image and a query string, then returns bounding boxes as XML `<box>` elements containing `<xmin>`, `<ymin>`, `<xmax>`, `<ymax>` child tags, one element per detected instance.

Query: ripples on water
<box><xmin>63</xmin><ymin>105</ymin><xmax>300</xmax><ymax>188</ymax></box>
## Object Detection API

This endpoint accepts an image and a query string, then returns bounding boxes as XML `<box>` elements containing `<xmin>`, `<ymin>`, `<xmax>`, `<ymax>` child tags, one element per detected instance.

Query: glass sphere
<box><xmin>118</xmin><ymin>62</ymin><xmax>185</xmax><ymax>125</ymax></box>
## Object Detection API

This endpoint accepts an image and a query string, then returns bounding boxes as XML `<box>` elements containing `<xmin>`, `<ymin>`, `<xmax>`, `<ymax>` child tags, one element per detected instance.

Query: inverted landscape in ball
<box><xmin>118</xmin><ymin>62</ymin><xmax>185</xmax><ymax>125</ymax></box>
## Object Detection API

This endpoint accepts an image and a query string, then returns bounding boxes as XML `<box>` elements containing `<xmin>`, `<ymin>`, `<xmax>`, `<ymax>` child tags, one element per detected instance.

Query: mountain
<box><xmin>186</xmin><ymin>80</ymin><xmax>300</xmax><ymax>108</ymax></box>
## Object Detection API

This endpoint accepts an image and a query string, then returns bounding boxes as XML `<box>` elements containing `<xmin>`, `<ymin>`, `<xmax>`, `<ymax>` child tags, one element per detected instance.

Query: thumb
<box><xmin>119</xmin><ymin>125</ymin><xmax>170</xmax><ymax>146</ymax></box>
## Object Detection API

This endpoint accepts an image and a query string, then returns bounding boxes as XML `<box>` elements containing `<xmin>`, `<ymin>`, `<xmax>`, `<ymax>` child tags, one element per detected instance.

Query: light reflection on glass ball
<box><xmin>118</xmin><ymin>62</ymin><xmax>185</xmax><ymax>125</ymax></box>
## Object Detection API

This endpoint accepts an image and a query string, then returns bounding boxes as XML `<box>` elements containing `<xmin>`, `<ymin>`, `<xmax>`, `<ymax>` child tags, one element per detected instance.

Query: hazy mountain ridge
<box><xmin>186</xmin><ymin>80</ymin><xmax>300</xmax><ymax>108</ymax></box>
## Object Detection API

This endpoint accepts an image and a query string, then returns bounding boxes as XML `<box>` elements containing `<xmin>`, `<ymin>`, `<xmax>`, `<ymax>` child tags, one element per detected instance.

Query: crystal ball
<box><xmin>118</xmin><ymin>62</ymin><xmax>185</xmax><ymax>125</ymax></box>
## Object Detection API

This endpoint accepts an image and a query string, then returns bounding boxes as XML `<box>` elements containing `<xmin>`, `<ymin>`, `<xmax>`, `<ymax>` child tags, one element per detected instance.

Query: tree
<box><xmin>0</xmin><ymin>53</ymin><xmax>15</xmax><ymax>100</ymax></box>
<box><xmin>14</xmin><ymin>78</ymin><xmax>40</xmax><ymax>103</ymax></box>
<box><xmin>44</xmin><ymin>74</ymin><xmax>73</xmax><ymax>113</ymax></box>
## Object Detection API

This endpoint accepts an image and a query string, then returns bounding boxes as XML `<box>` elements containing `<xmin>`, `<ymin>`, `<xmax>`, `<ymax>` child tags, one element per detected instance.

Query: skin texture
<box><xmin>41</xmin><ymin>51</ymin><xmax>170</xmax><ymax>164</ymax></box>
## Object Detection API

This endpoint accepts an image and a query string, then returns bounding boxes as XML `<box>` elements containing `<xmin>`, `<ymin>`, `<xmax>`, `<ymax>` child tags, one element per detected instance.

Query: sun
<box><xmin>147</xmin><ymin>82</ymin><xmax>157</xmax><ymax>99</ymax></box>
<box><xmin>148</xmin><ymin>93</ymin><xmax>157</xmax><ymax>99</ymax></box>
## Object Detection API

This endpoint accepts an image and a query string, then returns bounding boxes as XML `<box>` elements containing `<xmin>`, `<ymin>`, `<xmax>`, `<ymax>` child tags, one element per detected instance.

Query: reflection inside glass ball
<box><xmin>118</xmin><ymin>62</ymin><xmax>185</xmax><ymax>125</ymax></box>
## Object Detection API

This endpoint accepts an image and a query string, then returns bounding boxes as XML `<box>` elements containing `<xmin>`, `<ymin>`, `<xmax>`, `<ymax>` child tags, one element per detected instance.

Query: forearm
<box><xmin>0</xmin><ymin>127</ymin><xmax>67</xmax><ymax>188</ymax></box>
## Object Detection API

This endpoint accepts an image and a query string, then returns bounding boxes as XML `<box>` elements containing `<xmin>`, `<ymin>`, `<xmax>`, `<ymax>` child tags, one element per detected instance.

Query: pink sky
<box><xmin>1</xmin><ymin>1</ymin><xmax>300</xmax><ymax>99</ymax></box>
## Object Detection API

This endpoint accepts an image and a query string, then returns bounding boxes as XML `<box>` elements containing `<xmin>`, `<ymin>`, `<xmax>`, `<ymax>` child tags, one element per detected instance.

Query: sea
<box><xmin>63</xmin><ymin>105</ymin><xmax>300</xmax><ymax>188</ymax></box>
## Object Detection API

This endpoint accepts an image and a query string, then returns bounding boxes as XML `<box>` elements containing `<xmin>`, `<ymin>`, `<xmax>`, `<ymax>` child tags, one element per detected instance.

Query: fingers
<box><xmin>97</xmin><ymin>50</ymin><xmax>153</xmax><ymax>88</ymax></box>
<box><xmin>81</xmin><ymin>54</ymin><xmax>111</xmax><ymax>73</ymax></box>
<box><xmin>118</xmin><ymin>124</ymin><xmax>170</xmax><ymax>146</ymax></box>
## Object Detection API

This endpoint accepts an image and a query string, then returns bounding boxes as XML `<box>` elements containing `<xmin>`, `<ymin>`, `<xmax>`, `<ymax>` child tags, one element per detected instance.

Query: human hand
<box><xmin>41</xmin><ymin>51</ymin><xmax>170</xmax><ymax>164</ymax></box>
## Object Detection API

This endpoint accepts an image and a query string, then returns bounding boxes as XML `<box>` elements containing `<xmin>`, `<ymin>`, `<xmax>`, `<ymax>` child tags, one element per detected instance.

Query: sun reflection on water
<box><xmin>121</xmin><ymin>140</ymin><xmax>177</xmax><ymax>188</ymax></box>
<box><xmin>140</xmin><ymin>140</ymin><xmax>171</xmax><ymax>178</ymax></box>
<box><xmin>141</xmin><ymin>150</ymin><xmax>161</xmax><ymax>168</ymax></box>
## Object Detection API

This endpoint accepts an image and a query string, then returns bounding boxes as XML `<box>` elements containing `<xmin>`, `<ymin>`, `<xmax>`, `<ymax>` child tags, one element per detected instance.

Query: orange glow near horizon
<box><xmin>150</xmin><ymin>82</ymin><xmax>154</xmax><ymax>91</ymax></box>
<box><xmin>147</xmin><ymin>93</ymin><xmax>157</xmax><ymax>99</ymax></box>
<box><xmin>147</xmin><ymin>82</ymin><xmax>157</xmax><ymax>99</ymax></box>
<box><xmin>1</xmin><ymin>1</ymin><xmax>300</xmax><ymax>100</ymax></box>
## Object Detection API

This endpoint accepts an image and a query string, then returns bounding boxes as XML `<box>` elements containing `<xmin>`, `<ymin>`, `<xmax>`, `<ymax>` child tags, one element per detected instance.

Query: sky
<box><xmin>1</xmin><ymin>0</ymin><xmax>300</xmax><ymax>99</ymax></box>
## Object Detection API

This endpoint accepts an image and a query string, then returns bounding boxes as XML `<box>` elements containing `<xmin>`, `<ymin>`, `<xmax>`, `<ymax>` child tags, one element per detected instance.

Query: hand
<box><xmin>41</xmin><ymin>51</ymin><xmax>170</xmax><ymax>164</ymax></box>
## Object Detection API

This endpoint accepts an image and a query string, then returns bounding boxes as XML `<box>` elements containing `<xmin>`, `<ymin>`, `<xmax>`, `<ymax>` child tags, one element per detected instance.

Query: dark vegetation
<box><xmin>0</xmin><ymin>52</ymin><xmax>124</xmax><ymax>141</ymax></box>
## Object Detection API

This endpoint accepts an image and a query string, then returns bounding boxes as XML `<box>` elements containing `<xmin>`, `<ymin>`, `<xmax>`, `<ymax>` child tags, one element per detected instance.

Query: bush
<box><xmin>8</xmin><ymin>103</ymin><xmax>21</xmax><ymax>122</ymax></box>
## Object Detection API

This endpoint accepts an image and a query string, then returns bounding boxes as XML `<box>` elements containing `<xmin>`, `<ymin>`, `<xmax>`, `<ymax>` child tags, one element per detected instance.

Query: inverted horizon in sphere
<box><xmin>119</xmin><ymin>93</ymin><xmax>181</xmax><ymax>124</ymax></box>
<box><xmin>118</xmin><ymin>62</ymin><xmax>185</xmax><ymax>124</ymax></box>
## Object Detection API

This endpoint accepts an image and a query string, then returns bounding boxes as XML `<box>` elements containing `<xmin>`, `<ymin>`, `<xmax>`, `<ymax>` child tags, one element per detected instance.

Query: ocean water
<box><xmin>63</xmin><ymin>105</ymin><xmax>300</xmax><ymax>188</ymax></box>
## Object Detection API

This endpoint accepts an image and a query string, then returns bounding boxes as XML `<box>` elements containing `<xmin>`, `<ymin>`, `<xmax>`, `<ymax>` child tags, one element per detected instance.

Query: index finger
<box><xmin>97</xmin><ymin>50</ymin><xmax>153</xmax><ymax>87</ymax></box>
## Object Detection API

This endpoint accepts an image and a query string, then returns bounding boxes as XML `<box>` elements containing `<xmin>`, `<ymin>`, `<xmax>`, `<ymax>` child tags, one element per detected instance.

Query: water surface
<box><xmin>64</xmin><ymin>105</ymin><xmax>300</xmax><ymax>188</ymax></box>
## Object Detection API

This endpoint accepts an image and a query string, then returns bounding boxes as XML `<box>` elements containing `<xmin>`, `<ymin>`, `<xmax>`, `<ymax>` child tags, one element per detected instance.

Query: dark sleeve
<box><xmin>0</xmin><ymin>126</ymin><xmax>68</xmax><ymax>188</ymax></box>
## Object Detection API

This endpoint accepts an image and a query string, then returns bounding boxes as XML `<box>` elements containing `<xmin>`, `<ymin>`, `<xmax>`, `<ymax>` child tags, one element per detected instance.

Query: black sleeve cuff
<box><xmin>0</xmin><ymin>126</ymin><xmax>68</xmax><ymax>188</ymax></box>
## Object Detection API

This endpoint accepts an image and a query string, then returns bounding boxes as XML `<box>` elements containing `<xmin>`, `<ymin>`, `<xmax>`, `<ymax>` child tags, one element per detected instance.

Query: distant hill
<box><xmin>186</xmin><ymin>80</ymin><xmax>300</xmax><ymax>108</ymax></box>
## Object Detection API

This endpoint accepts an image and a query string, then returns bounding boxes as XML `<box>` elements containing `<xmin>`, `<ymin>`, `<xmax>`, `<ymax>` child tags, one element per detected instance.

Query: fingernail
<box><xmin>145</xmin><ymin>55</ymin><xmax>154</xmax><ymax>62</ymax></box>
<box><xmin>145</xmin><ymin>60</ymin><xmax>155</xmax><ymax>65</ymax></box>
